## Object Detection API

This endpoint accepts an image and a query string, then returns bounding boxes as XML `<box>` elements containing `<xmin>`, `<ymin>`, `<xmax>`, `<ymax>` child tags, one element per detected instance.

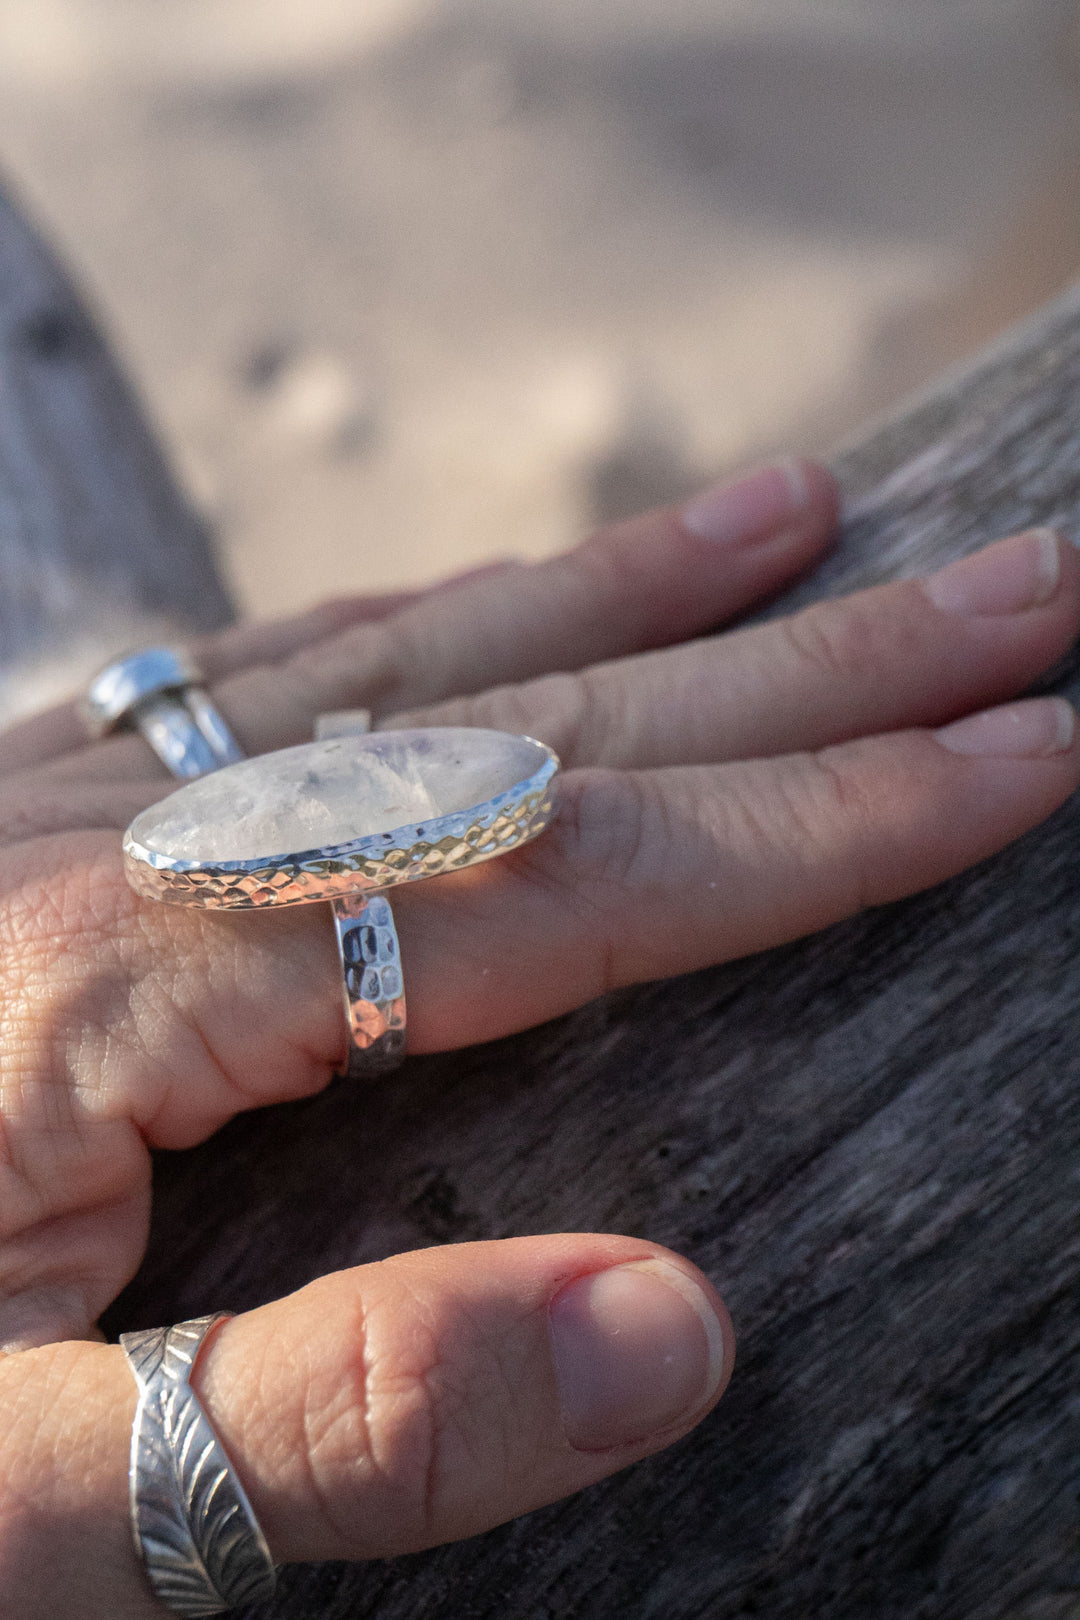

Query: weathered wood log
<box><xmin>2</xmin><ymin>187</ymin><xmax>1079</xmax><ymax>1618</ymax></box>
<box><xmin>0</xmin><ymin>184</ymin><xmax>232</xmax><ymax>722</ymax></box>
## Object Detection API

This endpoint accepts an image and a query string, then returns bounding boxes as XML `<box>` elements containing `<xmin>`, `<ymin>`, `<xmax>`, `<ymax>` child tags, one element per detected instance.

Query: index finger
<box><xmin>20</xmin><ymin>461</ymin><xmax>838</xmax><ymax>782</ymax></box>
<box><xmin>0</xmin><ymin>587</ymin><xmax>431</xmax><ymax>777</ymax></box>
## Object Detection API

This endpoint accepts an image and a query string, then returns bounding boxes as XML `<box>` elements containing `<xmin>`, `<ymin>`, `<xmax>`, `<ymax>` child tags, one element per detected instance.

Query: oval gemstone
<box><xmin>127</xmin><ymin>728</ymin><xmax>551</xmax><ymax>864</ymax></box>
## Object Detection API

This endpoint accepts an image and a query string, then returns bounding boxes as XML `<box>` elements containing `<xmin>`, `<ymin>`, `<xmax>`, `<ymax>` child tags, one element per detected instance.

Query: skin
<box><xmin>0</xmin><ymin>460</ymin><xmax>1077</xmax><ymax>1616</ymax></box>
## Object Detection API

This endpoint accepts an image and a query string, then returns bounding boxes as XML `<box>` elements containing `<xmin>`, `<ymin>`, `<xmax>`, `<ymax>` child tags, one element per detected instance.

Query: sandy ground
<box><xmin>0</xmin><ymin>0</ymin><xmax>1079</xmax><ymax>626</ymax></box>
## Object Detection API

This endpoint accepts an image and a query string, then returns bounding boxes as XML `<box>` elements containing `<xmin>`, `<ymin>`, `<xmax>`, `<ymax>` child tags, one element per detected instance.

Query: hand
<box><xmin>0</xmin><ymin>461</ymin><xmax>1077</xmax><ymax>1616</ymax></box>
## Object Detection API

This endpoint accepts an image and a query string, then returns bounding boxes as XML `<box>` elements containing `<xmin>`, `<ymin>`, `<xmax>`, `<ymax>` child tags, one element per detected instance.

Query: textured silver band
<box><xmin>120</xmin><ymin>1314</ymin><xmax>277</xmax><ymax>1617</ymax></box>
<box><xmin>316</xmin><ymin>710</ymin><xmax>408</xmax><ymax>1075</ymax></box>
<box><xmin>332</xmin><ymin>892</ymin><xmax>407</xmax><ymax>1074</ymax></box>
<box><xmin>83</xmin><ymin>648</ymin><xmax>244</xmax><ymax>778</ymax></box>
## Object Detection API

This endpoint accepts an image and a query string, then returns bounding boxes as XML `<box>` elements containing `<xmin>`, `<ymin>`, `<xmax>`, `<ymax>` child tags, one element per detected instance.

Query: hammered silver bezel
<box><xmin>123</xmin><ymin>742</ymin><xmax>560</xmax><ymax>909</ymax></box>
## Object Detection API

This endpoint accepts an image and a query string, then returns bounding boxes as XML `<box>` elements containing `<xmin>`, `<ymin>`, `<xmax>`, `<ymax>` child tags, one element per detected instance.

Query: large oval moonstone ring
<box><xmin>123</xmin><ymin>728</ymin><xmax>560</xmax><ymax>1072</ymax></box>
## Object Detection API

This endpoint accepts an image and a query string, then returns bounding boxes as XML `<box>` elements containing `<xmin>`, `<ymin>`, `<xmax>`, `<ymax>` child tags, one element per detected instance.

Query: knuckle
<box><xmin>566</xmin><ymin>663</ymin><xmax>638</xmax><ymax>767</ymax></box>
<box><xmin>0</xmin><ymin>853</ymin><xmax>143</xmax><ymax>1245</ymax></box>
<box><xmin>411</xmin><ymin>670</ymin><xmax>592</xmax><ymax>755</ymax></box>
<box><xmin>300</xmin><ymin>1300</ymin><xmax>437</xmax><ymax>1547</ymax></box>
<box><xmin>804</xmin><ymin>748</ymin><xmax>878</xmax><ymax>832</ymax></box>
<box><xmin>565</xmin><ymin>515</ymin><xmax>685</xmax><ymax>649</ymax></box>
<box><xmin>492</xmin><ymin>669</ymin><xmax>596</xmax><ymax>764</ymax></box>
<box><xmin>283</xmin><ymin>616</ymin><xmax>408</xmax><ymax>717</ymax></box>
<box><xmin>548</xmin><ymin>767</ymin><xmax>653</xmax><ymax>898</ymax></box>
<box><xmin>778</xmin><ymin>748</ymin><xmax>881</xmax><ymax>908</ymax></box>
<box><xmin>779</xmin><ymin>596</ymin><xmax>893</xmax><ymax>688</ymax></box>
<box><xmin>529</xmin><ymin>769</ymin><xmax>660</xmax><ymax>999</ymax></box>
<box><xmin>509</xmin><ymin>767</ymin><xmax>679</xmax><ymax>997</ymax></box>
<box><xmin>567</xmin><ymin>525</ymin><xmax>635</xmax><ymax>597</ymax></box>
<box><xmin>301</xmin><ymin>1280</ymin><xmax>529</xmax><ymax>1550</ymax></box>
<box><xmin>0</xmin><ymin>846</ymin><xmax>144</xmax><ymax>1121</ymax></box>
<box><xmin>395</xmin><ymin>668</ymin><xmax>607</xmax><ymax>768</ymax></box>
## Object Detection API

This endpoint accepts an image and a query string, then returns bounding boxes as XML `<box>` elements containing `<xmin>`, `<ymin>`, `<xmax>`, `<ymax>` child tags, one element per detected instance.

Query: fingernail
<box><xmin>922</xmin><ymin>529</ymin><xmax>1061</xmax><ymax>616</ymax></box>
<box><xmin>681</xmin><ymin>459</ymin><xmax>810</xmax><ymax>545</ymax></box>
<box><xmin>936</xmin><ymin>697</ymin><xmax>1076</xmax><ymax>758</ymax></box>
<box><xmin>549</xmin><ymin>1258</ymin><xmax>726</xmax><ymax>1452</ymax></box>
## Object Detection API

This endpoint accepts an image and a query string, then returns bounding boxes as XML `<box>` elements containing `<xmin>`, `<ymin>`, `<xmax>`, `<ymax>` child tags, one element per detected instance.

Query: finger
<box><xmin>177</xmin><ymin>561</ymin><xmax>515</xmax><ymax>684</ymax></box>
<box><xmin>0</xmin><ymin>778</ymin><xmax>179</xmax><ymax>845</ymax></box>
<box><xmin>104</xmin><ymin>563</ymin><xmax>515</xmax><ymax>689</ymax></box>
<box><xmin>220</xmin><ymin>459</ymin><xmax>837</xmax><ymax>752</ymax></box>
<box><xmin>0</xmin><ymin>585</ymin><xmax>437</xmax><ymax>777</ymax></box>
<box><xmin>389</xmin><ymin>696</ymin><xmax>1080</xmax><ymax>1049</ymax></box>
<box><xmin>387</xmin><ymin>528</ymin><xmax>1080</xmax><ymax>770</ymax></box>
<box><xmin>0</xmin><ymin>1237</ymin><xmax>732</xmax><ymax>1613</ymax></box>
<box><xmin>2</xmin><ymin>702</ymin><xmax>1072</xmax><ymax>1346</ymax></box>
<box><xmin>0</xmin><ymin>563</ymin><xmax>518</xmax><ymax>777</ymax></box>
<box><xmin>6</xmin><ymin>527</ymin><xmax>1070</xmax><ymax>848</ymax></box>
<box><xmin>192</xmin><ymin>590</ymin><xmax>429</xmax><ymax>675</ymax></box>
<box><xmin>29</xmin><ymin>461</ymin><xmax>839</xmax><ymax>782</ymax></box>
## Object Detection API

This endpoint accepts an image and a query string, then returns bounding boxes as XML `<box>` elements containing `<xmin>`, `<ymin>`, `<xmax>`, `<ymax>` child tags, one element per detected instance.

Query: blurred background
<box><xmin>1</xmin><ymin>0</ymin><xmax>1079</xmax><ymax>620</ymax></box>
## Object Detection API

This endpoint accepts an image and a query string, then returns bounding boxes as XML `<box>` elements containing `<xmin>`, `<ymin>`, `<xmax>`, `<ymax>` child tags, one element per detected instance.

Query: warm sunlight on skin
<box><xmin>0</xmin><ymin>466</ymin><xmax>1078</xmax><ymax>1616</ymax></box>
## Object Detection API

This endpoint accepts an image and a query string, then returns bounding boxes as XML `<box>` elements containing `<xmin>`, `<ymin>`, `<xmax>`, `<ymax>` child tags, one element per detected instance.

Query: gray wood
<box><xmin>113</xmin><ymin>286</ymin><xmax>1080</xmax><ymax>1620</ymax></box>
<box><xmin>2</xmin><ymin>182</ymin><xmax>1077</xmax><ymax>1618</ymax></box>
<box><xmin>0</xmin><ymin>184</ymin><xmax>232</xmax><ymax>722</ymax></box>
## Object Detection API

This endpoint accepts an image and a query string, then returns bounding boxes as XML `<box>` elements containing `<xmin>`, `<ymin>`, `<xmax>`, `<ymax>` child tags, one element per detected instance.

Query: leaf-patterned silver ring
<box><xmin>121</xmin><ymin>1314</ymin><xmax>277</xmax><ymax>1616</ymax></box>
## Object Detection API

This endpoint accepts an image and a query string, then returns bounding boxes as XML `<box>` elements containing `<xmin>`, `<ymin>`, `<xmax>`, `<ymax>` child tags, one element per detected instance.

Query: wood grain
<box><xmin>2</xmin><ymin>188</ymin><xmax>1077</xmax><ymax>1618</ymax></box>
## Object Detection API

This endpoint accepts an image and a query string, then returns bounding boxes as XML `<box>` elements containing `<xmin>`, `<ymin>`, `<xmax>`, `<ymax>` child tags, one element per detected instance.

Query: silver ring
<box><xmin>333</xmin><ymin>892</ymin><xmax>407</xmax><ymax>1074</ymax></box>
<box><xmin>91</xmin><ymin>659</ymin><xmax>412</xmax><ymax>1075</ymax></box>
<box><xmin>314</xmin><ymin>710</ymin><xmax>406</xmax><ymax>1074</ymax></box>
<box><xmin>121</xmin><ymin>727</ymin><xmax>561</xmax><ymax>1072</ymax></box>
<box><xmin>82</xmin><ymin>648</ymin><xmax>244</xmax><ymax>778</ymax></box>
<box><xmin>121</xmin><ymin>1314</ymin><xmax>277</xmax><ymax>1617</ymax></box>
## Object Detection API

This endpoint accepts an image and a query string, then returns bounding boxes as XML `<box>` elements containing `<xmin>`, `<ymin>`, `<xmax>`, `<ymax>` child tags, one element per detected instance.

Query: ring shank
<box><xmin>332</xmin><ymin>894</ymin><xmax>407</xmax><ymax>1075</ymax></box>
<box><xmin>83</xmin><ymin>648</ymin><xmax>244</xmax><ymax>778</ymax></box>
<box><xmin>135</xmin><ymin>691</ymin><xmax>244</xmax><ymax>778</ymax></box>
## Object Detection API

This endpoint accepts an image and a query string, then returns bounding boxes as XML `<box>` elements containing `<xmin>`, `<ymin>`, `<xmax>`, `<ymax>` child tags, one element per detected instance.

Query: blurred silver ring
<box><xmin>120</xmin><ymin>1313</ymin><xmax>277</xmax><ymax>1617</ymax></box>
<box><xmin>82</xmin><ymin>648</ymin><xmax>244</xmax><ymax>778</ymax></box>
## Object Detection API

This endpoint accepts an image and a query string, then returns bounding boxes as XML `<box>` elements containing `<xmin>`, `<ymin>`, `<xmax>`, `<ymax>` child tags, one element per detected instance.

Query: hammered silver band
<box><xmin>314</xmin><ymin>710</ymin><xmax>407</xmax><ymax>1075</ymax></box>
<box><xmin>82</xmin><ymin>648</ymin><xmax>244</xmax><ymax>778</ymax></box>
<box><xmin>121</xmin><ymin>1314</ymin><xmax>277</xmax><ymax>1617</ymax></box>
<box><xmin>333</xmin><ymin>893</ymin><xmax>407</xmax><ymax>1074</ymax></box>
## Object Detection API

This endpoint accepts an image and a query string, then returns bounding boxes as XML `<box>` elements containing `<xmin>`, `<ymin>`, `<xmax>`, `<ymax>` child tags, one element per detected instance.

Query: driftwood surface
<box><xmin>2</xmin><ymin>191</ymin><xmax>1079</xmax><ymax>1619</ymax></box>
<box><xmin>0</xmin><ymin>184</ymin><xmax>231</xmax><ymax>722</ymax></box>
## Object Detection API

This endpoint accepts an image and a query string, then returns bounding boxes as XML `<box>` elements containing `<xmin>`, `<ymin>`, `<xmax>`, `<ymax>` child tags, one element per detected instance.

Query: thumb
<box><xmin>0</xmin><ymin>1236</ymin><xmax>732</xmax><ymax>1616</ymax></box>
<box><xmin>195</xmin><ymin>1234</ymin><xmax>733</xmax><ymax>1561</ymax></box>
